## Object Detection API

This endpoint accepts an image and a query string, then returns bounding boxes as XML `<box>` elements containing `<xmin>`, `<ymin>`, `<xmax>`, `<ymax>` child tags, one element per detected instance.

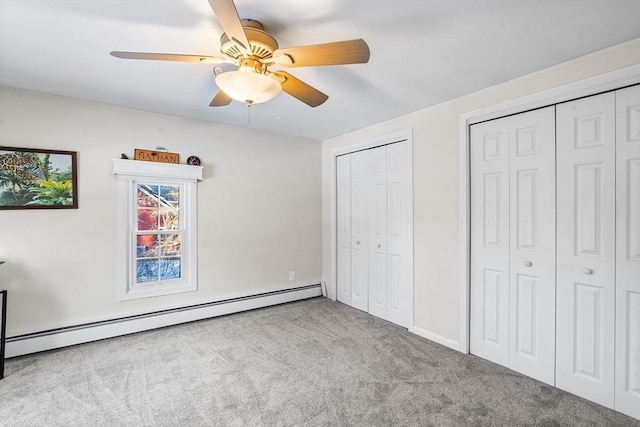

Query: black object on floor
<box><xmin>0</xmin><ymin>289</ymin><xmax>6</xmax><ymax>379</ymax></box>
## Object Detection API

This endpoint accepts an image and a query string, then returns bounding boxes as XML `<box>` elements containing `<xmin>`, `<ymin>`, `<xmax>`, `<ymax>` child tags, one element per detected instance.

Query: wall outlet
<box><xmin>289</xmin><ymin>271</ymin><xmax>295</xmax><ymax>281</ymax></box>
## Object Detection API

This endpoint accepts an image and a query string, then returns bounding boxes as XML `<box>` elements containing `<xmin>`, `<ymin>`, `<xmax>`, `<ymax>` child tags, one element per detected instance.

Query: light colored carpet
<box><xmin>0</xmin><ymin>297</ymin><xmax>637</xmax><ymax>426</ymax></box>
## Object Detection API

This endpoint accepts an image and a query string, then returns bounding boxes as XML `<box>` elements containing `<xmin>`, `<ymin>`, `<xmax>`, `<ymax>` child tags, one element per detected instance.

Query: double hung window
<box><xmin>112</xmin><ymin>160</ymin><xmax>202</xmax><ymax>300</ymax></box>
<box><xmin>134</xmin><ymin>182</ymin><xmax>184</xmax><ymax>287</ymax></box>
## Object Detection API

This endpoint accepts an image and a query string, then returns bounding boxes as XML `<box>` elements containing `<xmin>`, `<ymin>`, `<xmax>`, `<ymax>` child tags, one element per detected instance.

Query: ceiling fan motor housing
<box><xmin>220</xmin><ymin>19</ymin><xmax>278</xmax><ymax>60</ymax></box>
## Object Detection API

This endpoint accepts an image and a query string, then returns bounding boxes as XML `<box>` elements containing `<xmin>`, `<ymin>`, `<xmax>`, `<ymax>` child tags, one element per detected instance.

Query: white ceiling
<box><xmin>1</xmin><ymin>1</ymin><xmax>639</xmax><ymax>141</ymax></box>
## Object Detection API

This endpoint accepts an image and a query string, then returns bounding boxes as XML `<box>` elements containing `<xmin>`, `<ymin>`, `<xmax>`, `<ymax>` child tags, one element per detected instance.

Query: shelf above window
<box><xmin>111</xmin><ymin>159</ymin><xmax>203</xmax><ymax>181</ymax></box>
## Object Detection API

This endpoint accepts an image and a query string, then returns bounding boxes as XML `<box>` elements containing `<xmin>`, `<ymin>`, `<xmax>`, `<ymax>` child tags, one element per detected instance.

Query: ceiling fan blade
<box><xmin>272</xmin><ymin>71</ymin><xmax>328</xmax><ymax>107</ymax></box>
<box><xmin>208</xmin><ymin>0</ymin><xmax>252</xmax><ymax>56</ymax></box>
<box><xmin>111</xmin><ymin>51</ymin><xmax>227</xmax><ymax>64</ymax></box>
<box><xmin>209</xmin><ymin>90</ymin><xmax>233</xmax><ymax>107</ymax></box>
<box><xmin>272</xmin><ymin>39</ymin><xmax>370</xmax><ymax>67</ymax></box>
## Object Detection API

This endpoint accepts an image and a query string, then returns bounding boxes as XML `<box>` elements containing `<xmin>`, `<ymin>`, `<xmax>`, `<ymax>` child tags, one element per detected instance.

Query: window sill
<box><xmin>120</xmin><ymin>282</ymin><xmax>197</xmax><ymax>301</ymax></box>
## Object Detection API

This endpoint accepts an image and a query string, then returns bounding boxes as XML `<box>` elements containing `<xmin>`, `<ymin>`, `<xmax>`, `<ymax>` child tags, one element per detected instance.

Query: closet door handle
<box><xmin>377</xmin><ymin>243</ymin><xmax>381</xmax><ymax>248</ymax></box>
<box><xmin>584</xmin><ymin>268</ymin><xmax>593</xmax><ymax>275</ymax></box>
<box><xmin>356</xmin><ymin>240</ymin><xmax>360</xmax><ymax>245</ymax></box>
<box><xmin>524</xmin><ymin>261</ymin><xmax>532</xmax><ymax>267</ymax></box>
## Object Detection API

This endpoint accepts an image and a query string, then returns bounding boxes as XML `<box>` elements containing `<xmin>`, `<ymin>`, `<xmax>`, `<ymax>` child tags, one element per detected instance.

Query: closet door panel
<box><xmin>556</xmin><ymin>92</ymin><xmax>616</xmax><ymax>408</ymax></box>
<box><xmin>350</xmin><ymin>150</ymin><xmax>369</xmax><ymax>312</ymax></box>
<box><xmin>615</xmin><ymin>85</ymin><xmax>640</xmax><ymax>419</ymax></box>
<box><xmin>336</xmin><ymin>155</ymin><xmax>352</xmax><ymax>304</ymax></box>
<box><xmin>368</xmin><ymin>146</ymin><xmax>388</xmax><ymax>319</ymax></box>
<box><xmin>470</xmin><ymin>119</ymin><xmax>510</xmax><ymax>367</ymax></box>
<box><xmin>386</xmin><ymin>141</ymin><xmax>410</xmax><ymax>327</ymax></box>
<box><xmin>508</xmin><ymin>106</ymin><xmax>556</xmax><ymax>385</ymax></box>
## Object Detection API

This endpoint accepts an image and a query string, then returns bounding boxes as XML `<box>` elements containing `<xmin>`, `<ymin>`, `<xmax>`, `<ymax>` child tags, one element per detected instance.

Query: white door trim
<box><xmin>458</xmin><ymin>65</ymin><xmax>640</xmax><ymax>354</ymax></box>
<box><xmin>331</xmin><ymin>129</ymin><xmax>414</xmax><ymax>328</ymax></box>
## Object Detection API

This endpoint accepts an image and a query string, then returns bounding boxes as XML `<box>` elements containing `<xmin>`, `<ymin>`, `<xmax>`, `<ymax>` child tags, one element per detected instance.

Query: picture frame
<box><xmin>0</xmin><ymin>146</ymin><xmax>78</xmax><ymax>209</ymax></box>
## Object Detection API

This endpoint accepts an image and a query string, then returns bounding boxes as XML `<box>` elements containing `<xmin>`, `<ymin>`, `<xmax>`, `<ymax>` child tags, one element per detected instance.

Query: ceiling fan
<box><xmin>110</xmin><ymin>0</ymin><xmax>370</xmax><ymax>108</ymax></box>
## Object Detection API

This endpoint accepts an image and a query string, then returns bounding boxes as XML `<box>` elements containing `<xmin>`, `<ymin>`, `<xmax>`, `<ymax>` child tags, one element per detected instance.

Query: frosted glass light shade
<box><xmin>215</xmin><ymin>71</ymin><xmax>281</xmax><ymax>104</ymax></box>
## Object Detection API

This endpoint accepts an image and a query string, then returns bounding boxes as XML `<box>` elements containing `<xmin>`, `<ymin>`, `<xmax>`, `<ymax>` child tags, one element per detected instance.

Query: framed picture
<box><xmin>0</xmin><ymin>146</ymin><xmax>78</xmax><ymax>209</ymax></box>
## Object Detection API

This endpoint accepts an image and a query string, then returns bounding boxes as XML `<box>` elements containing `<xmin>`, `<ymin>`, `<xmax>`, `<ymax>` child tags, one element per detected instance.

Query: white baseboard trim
<box><xmin>6</xmin><ymin>284</ymin><xmax>322</xmax><ymax>358</ymax></box>
<box><xmin>409</xmin><ymin>325</ymin><xmax>461</xmax><ymax>352</ymax></box>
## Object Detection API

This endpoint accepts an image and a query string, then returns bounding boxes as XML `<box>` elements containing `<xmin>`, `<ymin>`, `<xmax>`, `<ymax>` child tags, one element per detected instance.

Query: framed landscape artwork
<box><xmin>0</xmin><ymin>146</ymin><xmax>78</xmax><ymax>209</ymax></box>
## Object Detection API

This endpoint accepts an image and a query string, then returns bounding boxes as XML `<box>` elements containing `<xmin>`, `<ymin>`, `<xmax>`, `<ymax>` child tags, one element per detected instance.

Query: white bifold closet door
<box><xmin>368</xmin><ymin>146</ymin><xmax>388</xmax><ymax>319</ymax></box>
<box><xmin>336</xmin><ymin>141</ymin><xmax>410</xmax><ymax>328</ymax></box>
<box><xmin>349</xmin><ymin>150</ymin><xmax>370</xmax><ymax>312</ymax></box>
<box><xmin>337</xmin><ymin>150</ymin><xmax>369</xmax><ymax>311</ymax></box>
<box><xmin>470</xmin><ymin>85</ymin><xmax>639</xmax><ymax>418</ymax></box>
<box><xmin>614</xmin><ymin>85</ymin><xmax>640</xmax><ymax>419</ymax></box>
<box><xmin>556</xmin><ymin>92</ymin><xmax>617</xmax><ymax>408</ymax></box>
<box><xmin>556</xmin><ymin>86</ymin><xmax>640</xmax><ymax>416</ymax></box>
<box><xmin>470</xmin><ymin>106</ymin><xmax>556</xmax><ymax>385</ymax></box>
<box><xmin>336</xmin><ymin>154</ymin><xmax>352</xmax><ymax>305</ymax></box>
<box><xmin>384</xmin><ymin>142</ymin><xmax>411</xmax><ymax>326</ymax></box>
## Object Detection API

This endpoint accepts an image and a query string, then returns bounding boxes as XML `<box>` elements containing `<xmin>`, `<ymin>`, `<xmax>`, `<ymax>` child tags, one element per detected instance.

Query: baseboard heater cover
<box><xmin>6</xmin><ymin>284</ymin><xmax>322</xmax><ymax>358</ymax></box>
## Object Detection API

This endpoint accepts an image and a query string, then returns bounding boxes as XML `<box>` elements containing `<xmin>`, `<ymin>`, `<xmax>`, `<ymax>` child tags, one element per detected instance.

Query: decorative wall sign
<box><xmin>0</xmin><ymin>146</ymin><xmax>78</xmax><ymax>210</ymax></box>
<box><xmin>134</xmin><ymin>149</ymin><xmax>179</xmax><ymax>164</ymax></box>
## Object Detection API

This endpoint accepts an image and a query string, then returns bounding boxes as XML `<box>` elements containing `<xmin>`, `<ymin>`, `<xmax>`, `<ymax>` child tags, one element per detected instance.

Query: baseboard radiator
<box><xmin>6</xmin><ymin>284</ymin><xmax>322</xmax><ymax>358</ymax></box>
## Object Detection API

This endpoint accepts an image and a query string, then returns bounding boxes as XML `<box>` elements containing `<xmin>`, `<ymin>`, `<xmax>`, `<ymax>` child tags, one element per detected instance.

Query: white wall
<box><xmin>321</xmin><ymin>39</ymin><xmax>640</xmax><ymax>348</ymax></box>
<box><xmin>0</xmin><ymin>88</ymin><xmax>322</xmax><ymax>336</ymax></box>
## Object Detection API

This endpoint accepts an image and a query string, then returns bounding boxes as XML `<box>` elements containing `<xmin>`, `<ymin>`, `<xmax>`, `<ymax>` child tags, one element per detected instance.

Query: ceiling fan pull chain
<box><xmin>247</xmin><ymin>103</ymin><xmax>251</xmax><ymax>125</ymax></box>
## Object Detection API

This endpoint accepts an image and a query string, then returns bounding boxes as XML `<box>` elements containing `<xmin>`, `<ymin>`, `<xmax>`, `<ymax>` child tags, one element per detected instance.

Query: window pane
<box><xmin>138</xmin><ymin>208</ymin><xmax>158</xmax><ymax>231</ymax></box>
<box><xmin>137</xmin><ymin>234</ymin><xmax>158</xmax><ymax>257</ymax></box>
<box><xmin>123</xmin><ymin>176</ymin><xmax>195</xmax><ymax>300</ymax></box>
<box><xmin>160</xmin><ymin>185</ymin><xmax>180</xmax><ymax>208</ymax></box>
<box><xmin>159</xmin><ymin>208</ymin><xmax>179</xmax><ymax>230</ymax></box>
<box><xmin>160</xmin><ymin>234</ymin><xmax>181</xmax><ymax>256</ymax></box>
<box><xmin>159</xmin><ymin>257</ymin><xmax>181</xmax><ymax>280</ymax></box>
<box><xmin>136</xmin><ymin>259</ymin><xmax>158</xmax><ymax>283</ymax></box>
<box><xmin>137</xmin><ymin>185</ymin><xmax>159</xmax><ymax>207</ymax></box>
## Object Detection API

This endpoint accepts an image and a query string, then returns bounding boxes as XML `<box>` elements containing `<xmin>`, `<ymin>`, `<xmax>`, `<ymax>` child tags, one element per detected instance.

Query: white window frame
<box><xmin>112</xmin><ymin>159</ymin><xmax>203</xmax><ymax>300</ymax></box>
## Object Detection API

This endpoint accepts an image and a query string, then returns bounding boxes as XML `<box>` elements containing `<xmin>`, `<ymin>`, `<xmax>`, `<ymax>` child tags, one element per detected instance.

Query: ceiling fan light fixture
<box><xmin>215</xmin><ymin>70</ymin><xmax>281</xmax><ymax>105</ymax></box>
